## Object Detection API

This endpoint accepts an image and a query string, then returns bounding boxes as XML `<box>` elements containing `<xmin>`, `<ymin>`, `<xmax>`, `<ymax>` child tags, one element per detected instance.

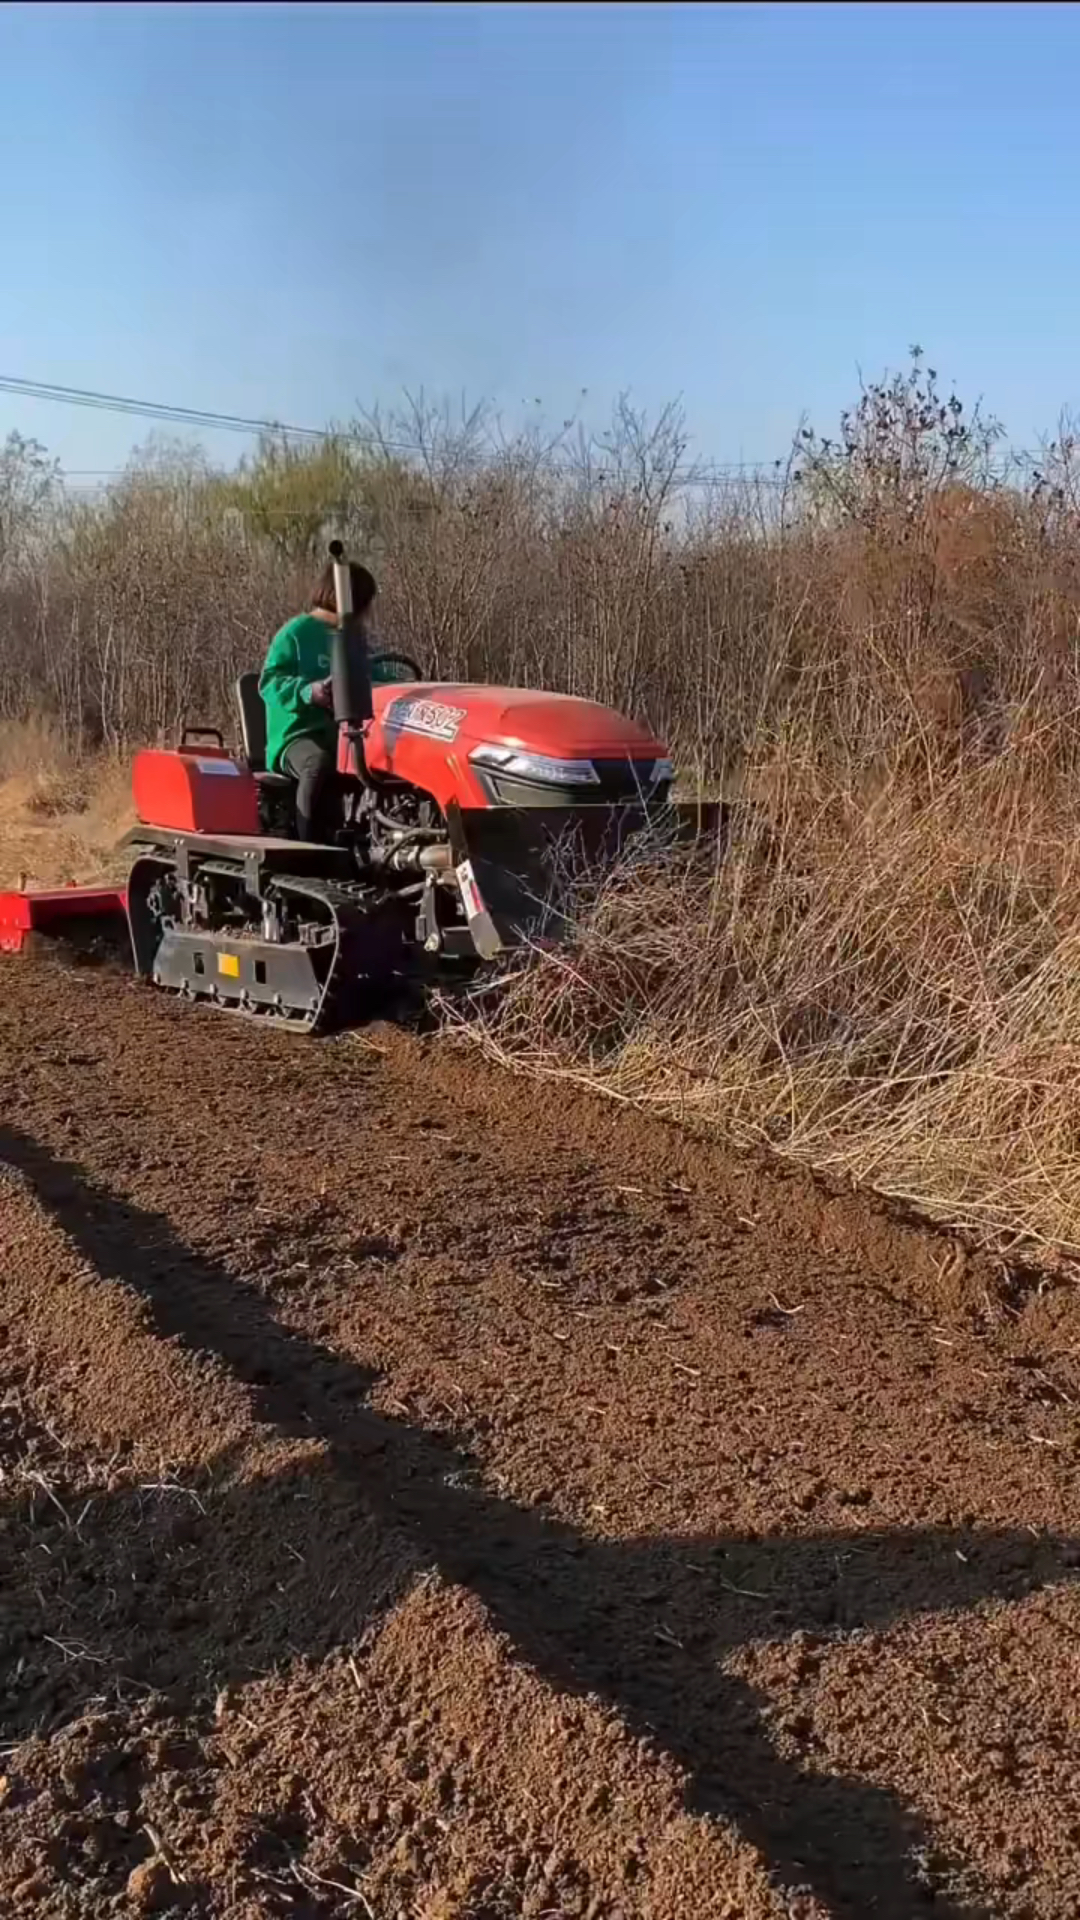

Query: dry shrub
<box><xmin>0</xmin><ymin>715</ymin><xmax>72</xmax><ymax>785</ymax></box>
<box><xmin>472</xmin><ymin>733</ymin><xmax>1080</xmax><ymax>1256</ymax></box>
<box><xmin>0</xmin><ymin>721</ymin><xmax>134</xmax><ymax>888</ymax></box>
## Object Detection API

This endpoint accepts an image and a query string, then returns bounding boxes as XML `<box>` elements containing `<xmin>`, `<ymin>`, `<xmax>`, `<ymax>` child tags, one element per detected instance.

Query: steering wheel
<box><xmin>370</xmin><ymin>651</ymin><xmax>424</xmax><ymax>684</ymax></box>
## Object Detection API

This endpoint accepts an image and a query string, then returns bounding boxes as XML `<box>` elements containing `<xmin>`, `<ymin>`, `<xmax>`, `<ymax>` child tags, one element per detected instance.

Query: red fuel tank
<box><xmin>132</xmin><ymin>746</ymin><xmax>260</xmax><ymax>836</ymax></box>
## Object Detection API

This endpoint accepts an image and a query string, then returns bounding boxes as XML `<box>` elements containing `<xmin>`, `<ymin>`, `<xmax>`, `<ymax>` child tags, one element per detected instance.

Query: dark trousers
<box><xmin>281</xmin><ymin>735</ymin><xmax>339</xmax><ymax>844</ymax></box>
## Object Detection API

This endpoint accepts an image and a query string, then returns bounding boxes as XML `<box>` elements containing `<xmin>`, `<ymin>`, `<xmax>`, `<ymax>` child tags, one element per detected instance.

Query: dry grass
<box><xmin>467</xmin><ymin>734</ymin><xmax>1080</xmax><ymax>1261</ymax></box>
<box><xmin>0</xmin><ymin>722</ymin><xmax>133</xmax><ymax>890</ymax></box>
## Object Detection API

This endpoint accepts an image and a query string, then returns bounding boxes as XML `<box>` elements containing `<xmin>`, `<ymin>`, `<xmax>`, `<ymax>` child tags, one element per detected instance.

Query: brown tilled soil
<box><xmin>2</xmin><ymin>956</ymin><xmax>1080</xmax><ymax>1918</ymax></box>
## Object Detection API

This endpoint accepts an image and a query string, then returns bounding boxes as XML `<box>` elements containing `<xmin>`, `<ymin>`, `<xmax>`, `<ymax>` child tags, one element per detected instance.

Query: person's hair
<box><xmin>310</xmin><ymin>559</ymin><xmax>377</xmax><ymax>616</ymax></box>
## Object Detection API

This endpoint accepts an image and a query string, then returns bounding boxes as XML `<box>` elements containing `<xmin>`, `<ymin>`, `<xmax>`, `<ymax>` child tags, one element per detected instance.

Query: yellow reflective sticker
<box><xmin>217</xmin><ymin>952</ymin><xmax>241</xmax><ymax>979</ymax></box>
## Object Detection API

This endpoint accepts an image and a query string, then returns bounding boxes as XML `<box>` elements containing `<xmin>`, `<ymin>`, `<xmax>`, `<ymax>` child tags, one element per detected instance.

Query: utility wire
<box><xmin>0</xmin><ymin>372</ymin><xmax>422</xmax><ymax>456</ymax></box>
<box><xmin>3</xmin><ymin>370</ymin><xmax>1045</xmax><ymax>495</ymax></box>
<box><xmin>1</xmin><ymin>369</ymin><xmax>793</xmax><ymax>483</ymax></box>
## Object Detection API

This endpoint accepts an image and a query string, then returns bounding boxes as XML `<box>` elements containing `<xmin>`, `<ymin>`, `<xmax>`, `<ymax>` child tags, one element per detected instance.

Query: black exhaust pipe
<box><xmin>328</xmin><ymin>539</ymin><xmax>373</xmax><ymax>728</ymax></box>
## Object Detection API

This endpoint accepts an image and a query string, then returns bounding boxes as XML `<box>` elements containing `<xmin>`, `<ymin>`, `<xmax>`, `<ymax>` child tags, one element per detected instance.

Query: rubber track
<box><xmin>268</xmin><ymin>871</ymin><xmax>402</xmax><ymax>1034</ymax></box>
<box><xmin>136</xmin><ymin>857</ymin><xmax>400</xmax><ymax>1035</ymax></box>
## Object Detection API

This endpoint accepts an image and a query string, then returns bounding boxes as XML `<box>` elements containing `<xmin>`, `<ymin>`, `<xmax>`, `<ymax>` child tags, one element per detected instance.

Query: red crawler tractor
<box><xmin>1</xmin><ymin>545</ymin><xmax>710</xmax><ymax>1031</ymax></box>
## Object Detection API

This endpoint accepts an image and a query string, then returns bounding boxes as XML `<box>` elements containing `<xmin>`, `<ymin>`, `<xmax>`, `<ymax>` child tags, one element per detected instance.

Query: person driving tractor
<box><xmin>259</xmin><ymin>558</ymin><xmax>378</xmax><ymax>842</ymax></box>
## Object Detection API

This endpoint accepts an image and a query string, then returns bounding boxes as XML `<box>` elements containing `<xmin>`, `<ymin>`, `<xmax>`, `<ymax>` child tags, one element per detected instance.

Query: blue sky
<box><xmin>1</xmin><ymin>1</ymin><xmax>1078</xmax><ymax>478</ymax></box>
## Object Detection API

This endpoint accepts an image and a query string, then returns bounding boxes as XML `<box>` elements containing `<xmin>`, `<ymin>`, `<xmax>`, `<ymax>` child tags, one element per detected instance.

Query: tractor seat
<box><xmin>235</xmin><ymin>672</ymin><xmax>293</xmax><ymax>788</ymax></box>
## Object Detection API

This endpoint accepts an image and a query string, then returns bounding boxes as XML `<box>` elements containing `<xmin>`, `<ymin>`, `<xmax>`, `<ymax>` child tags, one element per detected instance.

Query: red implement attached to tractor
<box><xmin>0</xmin><ymin>885</ymin><xmax>129</xmax><ymax>956</ymax></box>
<box><xmin>2</xmin><ymin>544</ymin><xmax>715</xmax><ymax>1031</ymax></box>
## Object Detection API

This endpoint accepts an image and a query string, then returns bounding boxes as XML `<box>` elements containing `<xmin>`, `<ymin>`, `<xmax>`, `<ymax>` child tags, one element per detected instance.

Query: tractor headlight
<box><xmin>469</xmin><ymin>744</ymin><xmax>600</xmax><ymax>786</ymax></box>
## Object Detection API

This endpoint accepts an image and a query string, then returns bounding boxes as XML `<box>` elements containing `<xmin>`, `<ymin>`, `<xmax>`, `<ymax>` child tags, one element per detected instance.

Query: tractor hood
<box><xmin>371</xmin><ymin>683</ymin><xmax>662</xmax><ymax>755</ymax></box>
<box><xmin>364</xmin><ymin>682</ymin><xmax>669</xmax><ymax>812</ymax></box>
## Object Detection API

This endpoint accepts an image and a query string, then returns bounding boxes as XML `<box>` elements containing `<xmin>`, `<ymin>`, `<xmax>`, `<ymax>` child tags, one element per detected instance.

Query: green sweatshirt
<box><xmin>259</xmin><ymin>613</ymin><xmax>407</xmax><ymax>772</ymax></box>
<box><xmin>259</xmin><ymin>613</ymin><xmax>337</xmax><ymax>772</ymax></box>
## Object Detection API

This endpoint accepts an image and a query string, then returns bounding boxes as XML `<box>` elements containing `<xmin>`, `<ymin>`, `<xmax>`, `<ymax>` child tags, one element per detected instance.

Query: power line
<box><xmin>3</xmin><ymin>370</ymin><xmax>1048</xmax><ymax>494</ymax></box>
<box><xmin>1</xmin><ymin>369</ymin><xmax>794</xmax><ymax>483</ymax></box>
<box><xmin>0</xmin><ymin>372</ymin><xmax>428</xmax><ymax>458</ymax></box>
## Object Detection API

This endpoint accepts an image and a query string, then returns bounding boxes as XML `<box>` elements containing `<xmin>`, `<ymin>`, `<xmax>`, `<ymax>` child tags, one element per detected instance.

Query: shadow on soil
<box><xmin>3</xmin><ymin>1124</ymin><xmax>1075</xmax><ymax>1920</ymax></box>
